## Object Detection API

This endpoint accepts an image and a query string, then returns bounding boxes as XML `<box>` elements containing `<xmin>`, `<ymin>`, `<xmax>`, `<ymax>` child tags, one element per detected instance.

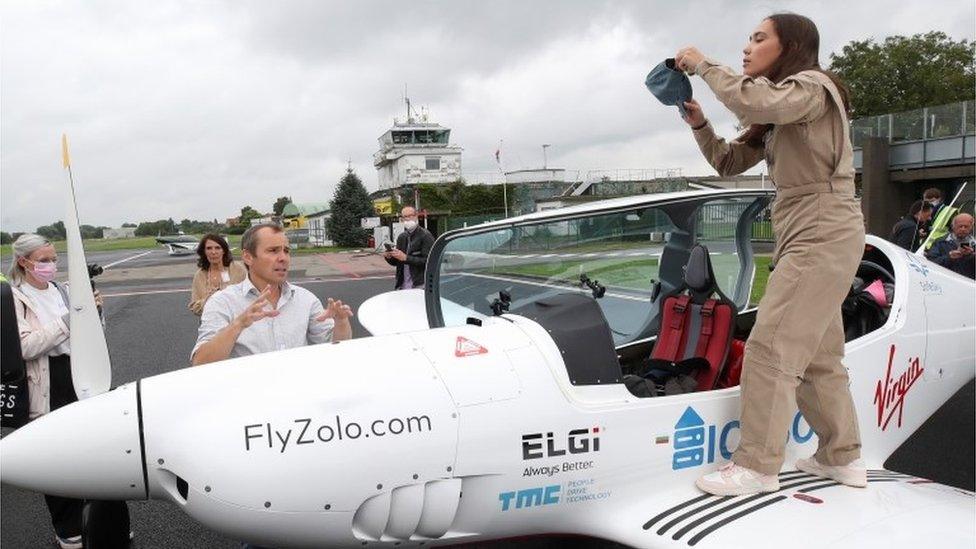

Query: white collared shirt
<box><xmin>191</xmin><ymin>276</ymin><xmax>334</xmax><ymax>361</ymax></box>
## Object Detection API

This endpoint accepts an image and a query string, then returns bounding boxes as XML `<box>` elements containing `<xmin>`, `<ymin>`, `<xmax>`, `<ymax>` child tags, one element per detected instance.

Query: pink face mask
<box><xmin>29</xmin><ymin>261</ymin><xmax>58</xmax><ymax>283</ymax></box>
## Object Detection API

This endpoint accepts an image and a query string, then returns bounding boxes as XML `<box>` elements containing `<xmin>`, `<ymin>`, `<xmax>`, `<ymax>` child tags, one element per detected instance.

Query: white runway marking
<box><xmin>102</xmin><ymin>275</ymin><xmax>393</xmax><ymax>298</ymax></box>
<box><xmin>103</xmin><ymin>250</ymin><xmax>154</xmax><ymax>269</ymax></box>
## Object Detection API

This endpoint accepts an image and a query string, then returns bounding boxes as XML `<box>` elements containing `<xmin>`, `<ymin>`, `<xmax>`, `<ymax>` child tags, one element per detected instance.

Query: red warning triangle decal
<box><xmin>455</xmin><ymin>336</ymin><xmax>488</xmax><ymax>357</ymax></box>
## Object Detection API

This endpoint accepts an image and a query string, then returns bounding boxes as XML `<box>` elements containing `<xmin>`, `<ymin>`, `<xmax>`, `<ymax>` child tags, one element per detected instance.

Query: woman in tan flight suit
<box><xmin>675</xmin><ymin>13</ymin><xmax>867</xmax><ymax>496</ymax></box>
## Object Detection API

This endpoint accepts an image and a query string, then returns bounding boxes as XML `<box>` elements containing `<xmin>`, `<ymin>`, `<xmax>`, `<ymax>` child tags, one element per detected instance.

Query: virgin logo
<box><xmin>873</xmin><ymin>344</ymin><xmax>924</xmax><ymax>431</ymax></box>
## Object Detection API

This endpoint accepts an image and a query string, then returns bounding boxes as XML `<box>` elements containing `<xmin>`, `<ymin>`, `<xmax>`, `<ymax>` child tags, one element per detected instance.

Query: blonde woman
<box><xmin>7</xmin><ymin>233</ymin><xmax>104</xmax><ymax>548</ymax></box>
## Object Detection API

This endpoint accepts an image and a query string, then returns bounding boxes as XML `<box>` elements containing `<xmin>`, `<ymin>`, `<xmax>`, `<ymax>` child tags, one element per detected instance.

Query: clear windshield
<box><xmin>437</xmin><ymin>206</ymin><xmax>680</xmax><ymax>345</ymax></box>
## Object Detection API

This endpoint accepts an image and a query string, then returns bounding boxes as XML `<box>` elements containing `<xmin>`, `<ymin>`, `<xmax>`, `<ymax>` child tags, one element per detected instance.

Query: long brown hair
<box><xmin>740</xmin><ymin>13</ymin><xmax>851</xmax><ymax>147</ymax></box>
<box><xmin>196</xmin><ymin>233</ymin><xmax>233</xmax><ymax>269</ymax></box>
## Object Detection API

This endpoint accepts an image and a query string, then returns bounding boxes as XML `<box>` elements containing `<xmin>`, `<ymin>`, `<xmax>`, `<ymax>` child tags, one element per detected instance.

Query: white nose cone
<box><xmin>1</xmin><ymin>382</ymin><xmax>146</xmax><ymax>500</ymax></box>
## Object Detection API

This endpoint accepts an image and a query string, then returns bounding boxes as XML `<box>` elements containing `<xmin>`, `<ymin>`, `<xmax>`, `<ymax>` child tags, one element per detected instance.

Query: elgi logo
<box><xmin>671</xmin><ymin>407</ymin><xmax>813</xmax><ymax>470</ymax></box>
<box><xmin>522</xmin><ymin>428</ymin><xmax>601</xmax><ymax>460</ymax></box>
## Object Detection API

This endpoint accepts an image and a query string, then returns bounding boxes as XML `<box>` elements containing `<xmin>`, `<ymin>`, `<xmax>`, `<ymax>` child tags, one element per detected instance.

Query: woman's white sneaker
<box><xmin>55</xmin><ymin>535</ymin><xmax>82</xmax><ymax>549</ymax></box>
<box><xmin>695</xmin><ymin>463</ymin><xmax>779</xmax><ymax>496</ymax></box>
<box><xmin>795</xmin><ymin>456</ymin><xmax>867</xmax><ymax>487</ymax></box>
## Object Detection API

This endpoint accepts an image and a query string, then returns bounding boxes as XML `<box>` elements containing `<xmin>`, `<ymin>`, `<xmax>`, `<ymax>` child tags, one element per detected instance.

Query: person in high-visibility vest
<box><xmin>921</xmin><ymin>201</ymin><xmax>959</xmax><ymax>252</ymax></box>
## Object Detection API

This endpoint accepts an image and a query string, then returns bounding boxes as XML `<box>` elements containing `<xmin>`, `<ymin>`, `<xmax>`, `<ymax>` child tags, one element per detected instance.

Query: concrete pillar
<box><xmin>860</xmin><ymin>137</ymin><xmax>913</xmax><ymax>237</ymax></box>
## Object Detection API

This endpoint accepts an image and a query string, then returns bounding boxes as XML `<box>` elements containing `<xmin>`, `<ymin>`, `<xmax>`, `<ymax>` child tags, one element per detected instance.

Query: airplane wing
<box><xmin>599</xmin><ymin>469</ymin><xmax>974</xmax><ymax>549</ymax></box>
<box><xmin>159</xmin><ymin>241</ymin><xmax>196</xmax><ymax>256</ymax></box>
<box><xmin>359</xmin><ymin>289</ymin><xmax>486</xmax><ymax>336</ymax></box>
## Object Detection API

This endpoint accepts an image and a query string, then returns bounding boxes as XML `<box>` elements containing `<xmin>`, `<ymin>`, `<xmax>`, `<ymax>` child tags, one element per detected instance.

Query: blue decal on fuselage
<box><xmin>904</xmin><ymin>252</ymin><xmax>930</xmax><ymax>277</ymax></box>
<box><xmin>499</xmin><ymin>485</ymin><xmax>561</xmax><ymax>511</ymax></box>
<box><xmin>672</xmin><ymin>406</ymin><xmax>812</xmax><ymax>470</ymax></box>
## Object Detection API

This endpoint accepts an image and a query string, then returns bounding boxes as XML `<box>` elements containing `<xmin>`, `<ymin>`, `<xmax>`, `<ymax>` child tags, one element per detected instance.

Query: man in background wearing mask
<box><xmin>923</xmin><ymin>188</ymin><xmax>945</xmax><ymax>220</ymax></box>
<box><xmin>384</xmin><ymin>206</ymin><xmax>434</xmax><ymax>290</ymax></box>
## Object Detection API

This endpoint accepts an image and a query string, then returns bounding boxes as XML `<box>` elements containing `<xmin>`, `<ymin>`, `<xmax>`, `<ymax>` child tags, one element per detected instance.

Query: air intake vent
<box><xmin>352</xmin><ymin>479</ymin><xmax>462</xmax><ymax>542</ymax></box>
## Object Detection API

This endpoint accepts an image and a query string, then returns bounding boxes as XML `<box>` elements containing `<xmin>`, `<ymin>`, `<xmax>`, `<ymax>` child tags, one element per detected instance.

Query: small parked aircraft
<box><xmin>2</xmin><ymin>188</ymin><xmax>974</xmax><ymax>548</ymax></box>
<box><xmin>155</xmin><ymin>233</ymin><xmax>198</xmax><ymax>256</ymax></box>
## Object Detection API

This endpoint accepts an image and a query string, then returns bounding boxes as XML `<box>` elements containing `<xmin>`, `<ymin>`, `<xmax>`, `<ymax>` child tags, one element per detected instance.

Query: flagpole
<box><xmin>496</xmin><ymin>140</ymin><xmax>508</xmax><ymax>218</ymax></box>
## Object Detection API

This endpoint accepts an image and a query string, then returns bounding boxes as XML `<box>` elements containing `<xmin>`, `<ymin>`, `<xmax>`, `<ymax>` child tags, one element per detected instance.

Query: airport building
<box><xmin>373</xmin><ymin>101</ymin><xmax>462</xmax><ymax>191</ymax></box>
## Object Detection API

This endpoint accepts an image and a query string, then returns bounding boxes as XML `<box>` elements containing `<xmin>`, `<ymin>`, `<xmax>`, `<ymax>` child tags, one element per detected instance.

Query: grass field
<box><xmin>465</xmin><ymin>253</ymin><xmax>774</xmax><ymax>305</ymax></box>
<box><xmin>751</xmin><ymin>255</ymin><xmax>771</xmax><ymax>306</ymax></box>
<box><xmin>477</xmin><ymin>257</ymin><xmax>661</xmax><ymax>291</ymax></box>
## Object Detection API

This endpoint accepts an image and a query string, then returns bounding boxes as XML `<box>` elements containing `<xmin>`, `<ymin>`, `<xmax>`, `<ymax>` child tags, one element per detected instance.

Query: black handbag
<box><xmin>1</xmin><ymin>281</ymin><xmax>30</xmax><ymax>429</ymax></box>
<box><xmin>1</xmin><ymin>376</ymin><xmax>30</xmax><ymax>428</ymax></box>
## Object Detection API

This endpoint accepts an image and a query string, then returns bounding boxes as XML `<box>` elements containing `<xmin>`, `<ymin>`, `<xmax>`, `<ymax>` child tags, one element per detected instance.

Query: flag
<box><xmin>495</xmin><ymin>139</ymin><xmax>503</xmax><ymax>166</ymax></box>
<box><xmin>61</xmin><ymin>134</ymin><xmax>71</xmax><ymax>169</ymax></box>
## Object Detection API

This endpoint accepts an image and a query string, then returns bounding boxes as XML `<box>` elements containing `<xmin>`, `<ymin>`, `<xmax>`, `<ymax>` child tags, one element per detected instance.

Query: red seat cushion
<box><xmin>717</xmin><ymin>339</ymin><xmax>746</xmax><ymax>389</ymax></box>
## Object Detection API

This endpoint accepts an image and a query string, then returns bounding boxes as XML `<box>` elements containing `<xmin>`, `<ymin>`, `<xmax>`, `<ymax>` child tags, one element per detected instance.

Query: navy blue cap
<box><xmin>645</xmin><ymin>58</ymin><xmax>693</xmax><ymax>118</ymax></box>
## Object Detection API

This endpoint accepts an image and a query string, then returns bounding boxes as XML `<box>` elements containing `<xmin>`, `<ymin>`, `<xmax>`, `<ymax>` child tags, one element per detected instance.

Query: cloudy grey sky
<box><xmin>2</xmin><ymin>0</ymin><xmax>973</xmax><ymax>232</ymax></box>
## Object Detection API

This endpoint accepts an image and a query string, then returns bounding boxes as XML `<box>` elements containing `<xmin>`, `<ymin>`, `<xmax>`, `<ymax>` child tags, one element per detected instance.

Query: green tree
<box><xmin>239</xmin><ymin>206</ymin><xmax>263</xmax><ymax>227</ymax></box>
<box><xmin>177</xmin><ymin>218</ymin><xmax>222</xmax><ymax>234</ymax></box>
<box><xmin>413</xmin><ymin>179</ymin><xmax>511</xmax><ymax>216</ymax></box>
<box><xmin>327</xmin><ymin>168</ymin><xmax>372</xmax><ymax>247</ymax></box>
<box><xmin>79</xmin><ymin>225</ymin><xmax>104</xmax><ymax>239</ymax></box>
<box><xmin>1</xmin><ymin>231</ymin><xmax>11</xmax><ymax>244</ymax></box>
<box><xmin>36</xmin><ymin>221</ymin><xmax>67</xmax><ymax>241</ymax></box>
<box><xmin>134</xmin><ymin>219</ymin><xmax>178</xmax><ymax>237</ymax></box>
<box><xmin>272</xmin><ymin>196</ymin><xmax>293</xmax><ymax>217</ymax></box>
<box><xmin>122</xmin><ymin>222</ymin><xmax>137</xmax><ymax>228</ymax></box>
<box><xmin>829</xmin><ymin>31</ymin><xmax>975</xmax><ymax>117</ymax></box>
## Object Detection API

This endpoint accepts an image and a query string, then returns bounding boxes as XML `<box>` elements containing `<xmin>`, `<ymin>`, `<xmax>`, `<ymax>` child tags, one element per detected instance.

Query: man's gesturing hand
<box><xmin>234</xmin><ymin>286</ymin><xmax>279</xmax><ymax>329</ymax></box>
<box><xmin>316</xmin><ymin>298</ymin><xmax>353</xmax><ymax>323</ymax></box>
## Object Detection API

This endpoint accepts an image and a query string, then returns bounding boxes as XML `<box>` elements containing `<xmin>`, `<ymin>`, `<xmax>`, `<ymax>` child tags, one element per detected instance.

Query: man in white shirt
<box><xmin>191</xmin><ymin>224</ymin><xmax>352</xmax><ymax>365</ymax></box>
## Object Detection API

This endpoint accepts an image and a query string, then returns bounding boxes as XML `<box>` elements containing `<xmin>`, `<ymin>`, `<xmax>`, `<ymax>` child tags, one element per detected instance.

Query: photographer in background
<box><xmin>6</xmin><ymin>233</ymin><xmax>104</xmax><ymax>549</ymax></box>
<box><xmin>384</xmin><ymin>206</ymin><xmax>434</xmax><ymax>290</ymax></box>
<box><xmin>926</xmin><ymin>213</ymin><xmax>975</xmax><ymax>279</ymax></box>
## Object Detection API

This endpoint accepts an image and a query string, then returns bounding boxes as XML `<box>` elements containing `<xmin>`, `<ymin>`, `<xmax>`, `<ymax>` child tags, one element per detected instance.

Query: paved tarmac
<box><xmin>1</xmin><ymin>251</ymin><xmax>973</xmax><ymax>548</ymax></box>
<box><xmin>1</xmin><ymin>247</ymin><xmax>391</xmax><ymax>287</ymax></box>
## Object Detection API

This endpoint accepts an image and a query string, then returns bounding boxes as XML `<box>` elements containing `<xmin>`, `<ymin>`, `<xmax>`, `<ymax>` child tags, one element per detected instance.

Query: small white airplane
<box><xmin>2</xmin><ymin>188</ymin><xmax>974</xmax><ymax>548</ymax></box>
<box><xmin>155</xmin><ymin>233</ymin><xmax>198</xmax><ymax>256</ymax></box>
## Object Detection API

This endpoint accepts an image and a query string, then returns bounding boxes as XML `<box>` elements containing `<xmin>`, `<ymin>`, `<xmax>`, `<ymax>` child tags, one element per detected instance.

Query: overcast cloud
<box><xmin>2</xmin><ymin>0</ymin><xmax>973</xmax><ymax>232</ymax></box>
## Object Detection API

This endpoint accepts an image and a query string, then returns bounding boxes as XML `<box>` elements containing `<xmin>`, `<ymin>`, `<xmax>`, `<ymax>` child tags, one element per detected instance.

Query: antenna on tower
<box><xmin>403</xmin><ymin>84</ymin><xmax>414</xmax><ymax>124</ymax></box>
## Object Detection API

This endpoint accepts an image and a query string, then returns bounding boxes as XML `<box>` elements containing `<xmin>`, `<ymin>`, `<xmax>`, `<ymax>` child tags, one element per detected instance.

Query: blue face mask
<box><xmin>645</xmin><ymin>58</ymin><xmax>693</xmax><ymax>118</ymax></box>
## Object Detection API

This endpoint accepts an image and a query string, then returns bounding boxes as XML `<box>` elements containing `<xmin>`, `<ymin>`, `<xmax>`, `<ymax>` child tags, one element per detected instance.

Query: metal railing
<box><xmin>583</xmin><ymin>168</ymin><xmax>683</xmax><ymax>182</ymax></box>
<box><xmin>851</xmin><ymin>100</ymin><xmax>975</xmax><ymax>148</ymax></box>
<box><xmin>462</xmin><ymin>167</ymin><xmax>685</xmax><ymax>186</ymax></box>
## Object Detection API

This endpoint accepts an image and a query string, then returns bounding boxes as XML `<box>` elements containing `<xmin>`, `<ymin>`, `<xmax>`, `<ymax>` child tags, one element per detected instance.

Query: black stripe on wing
<box><xmin>642</xmin><ymin>469</ymin><xmax>916</xmax><ymax>546</ymax></box>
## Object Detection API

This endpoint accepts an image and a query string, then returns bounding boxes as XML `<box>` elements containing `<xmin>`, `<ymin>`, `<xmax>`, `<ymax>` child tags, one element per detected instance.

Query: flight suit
<box><xmin>690</xmin><ymin>59</ymin><xmax>865</xmax><ymax>475</ymax></box>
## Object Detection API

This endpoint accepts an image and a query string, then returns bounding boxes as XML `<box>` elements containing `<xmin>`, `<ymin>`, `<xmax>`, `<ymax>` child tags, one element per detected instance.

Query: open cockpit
<box><xmin>423</xmin><ymin>190</ymin><xmax>899</xmax><ymax>398</ymax></box>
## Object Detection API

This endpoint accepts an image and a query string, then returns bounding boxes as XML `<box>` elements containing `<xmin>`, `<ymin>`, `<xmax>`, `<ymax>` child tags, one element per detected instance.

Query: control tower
<box><xmin>373</xmin><ymin>98</ymin><xmax>463</xmax><ymax>190</ymax></box>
